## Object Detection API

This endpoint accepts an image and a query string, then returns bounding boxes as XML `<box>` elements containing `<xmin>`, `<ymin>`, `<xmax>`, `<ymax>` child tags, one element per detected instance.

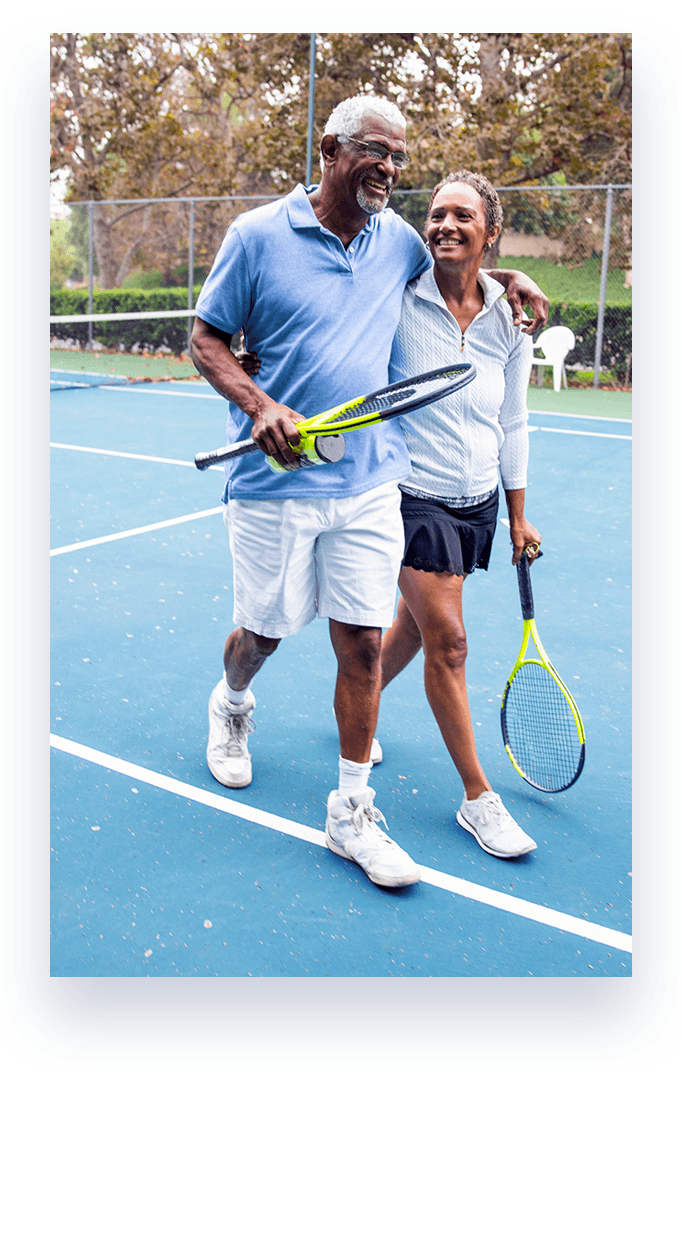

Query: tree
<box><xmin>51</xmin><ymin>33</ymin><xmax>280</xmax><ymax>285</ymax></box>
<box><xmin>50</xmin><ymin>218</ymin><xmax>79</xmax><ymax>289</ymax></box>
<box><xmin>51</xmin><ymin>33</ymin><xmax>631</xmax><ymax>283</ymax></box>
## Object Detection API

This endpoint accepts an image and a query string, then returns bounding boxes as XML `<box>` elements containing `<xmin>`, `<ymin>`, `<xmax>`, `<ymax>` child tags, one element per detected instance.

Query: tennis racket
<box><xmin>194</xmin><ymin>363</ymin><xmax>476</xmax><ymax>471</ymax></box>
<box><xmin>500</xmin><ymin>547</ymin><xmax>585</xmax><ymax>793</ymax></box>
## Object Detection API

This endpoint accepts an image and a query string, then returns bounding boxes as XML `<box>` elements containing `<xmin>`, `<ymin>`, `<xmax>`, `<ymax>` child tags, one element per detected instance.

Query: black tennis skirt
<box><xmin>400</xmin><ymin>488</ymin><xmax>500</xmax><ymax>576</ymax></box>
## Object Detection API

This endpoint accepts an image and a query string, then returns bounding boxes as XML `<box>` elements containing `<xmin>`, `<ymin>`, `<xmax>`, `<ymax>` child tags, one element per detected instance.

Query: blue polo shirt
<box><xmin>195</xmin><ymin>184</ymin><xmax>430</xmax><ymax>500</ymax></box>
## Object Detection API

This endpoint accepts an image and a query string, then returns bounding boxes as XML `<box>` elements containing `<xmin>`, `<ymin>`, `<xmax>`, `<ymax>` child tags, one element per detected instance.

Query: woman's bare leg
<box><xmin>382</xmin><ymin>566</ymin><xmax>491</xmax><ymax>800</ymax></box>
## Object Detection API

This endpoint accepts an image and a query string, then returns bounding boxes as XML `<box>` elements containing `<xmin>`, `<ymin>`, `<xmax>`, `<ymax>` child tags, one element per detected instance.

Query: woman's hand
<box><xmin>235</xmin><ymin>349</ymin><xmax>261</xmax><ymax>377</ymax></box>
<box><xmin>509</xmin><ymin>518</ymin><xmax>542</xmax><ymax>566</ymax></box>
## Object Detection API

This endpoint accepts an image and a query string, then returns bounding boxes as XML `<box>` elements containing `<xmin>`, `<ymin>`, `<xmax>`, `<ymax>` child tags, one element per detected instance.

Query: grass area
<box><xmin>526</xmin><ymin>386</ymin><xmax>631</xmax><ymax>418</ymax></box>
<box><xmin>49</xmin><ymin>348</ymin><xmax>201</xmax><ymax>381</ymax></box>
<box><xmin>501</xmin><ymin>256</ymin><xmax>632</xmax><ymax>306</ymax></box>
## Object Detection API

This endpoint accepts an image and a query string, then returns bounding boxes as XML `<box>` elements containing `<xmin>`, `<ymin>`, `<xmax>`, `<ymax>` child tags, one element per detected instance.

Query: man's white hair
<box><xmin>323</xmin><ymin>94</ymin><xmax>406</xmax><ymax>141</ymax></box>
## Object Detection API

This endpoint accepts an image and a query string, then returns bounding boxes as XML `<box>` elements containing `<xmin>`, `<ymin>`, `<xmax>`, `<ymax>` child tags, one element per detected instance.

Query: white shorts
<box><xmin>223</xmin><ymin>480</ymin><xmax>404</xmax><ymax>639</ymax></box>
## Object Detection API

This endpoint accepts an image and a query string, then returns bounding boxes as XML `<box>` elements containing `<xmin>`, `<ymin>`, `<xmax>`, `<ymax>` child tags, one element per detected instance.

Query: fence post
<box><xmin>305</xmin><ymin>34</ymin><xmax>316</xmax><ymax>186</ymax></box>
<box><xmin>187</xmin><ymin>199</ymin><xmax>195</xmax><ymax>355</ymax></box>
<box><xmin>88</xmin><ymin>201</ymin><xmax>94</xmax><ymax>348</ymax></box>
<box><xmin>593</xmin><ymin>184</ymin><xmax>614</xmax><ymax>388</ymax></box>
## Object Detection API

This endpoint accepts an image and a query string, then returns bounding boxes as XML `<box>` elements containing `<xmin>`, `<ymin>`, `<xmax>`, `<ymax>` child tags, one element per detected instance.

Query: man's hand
<box><xmin>493</xmin><ymin>269</ymin><xmax>549</xmax><ymax>335</ymax></box>
<box><xmin>251</xmin><ymin>402</ymin><xmax>306</xmax><ymax>470</ymax></box>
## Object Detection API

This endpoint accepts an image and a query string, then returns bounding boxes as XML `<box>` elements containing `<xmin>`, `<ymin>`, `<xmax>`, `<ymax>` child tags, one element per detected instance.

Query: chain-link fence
<box><xmin>51</xmin><ymin>185</ymin><xmax>631</xmax><ymax>388</ymax></box>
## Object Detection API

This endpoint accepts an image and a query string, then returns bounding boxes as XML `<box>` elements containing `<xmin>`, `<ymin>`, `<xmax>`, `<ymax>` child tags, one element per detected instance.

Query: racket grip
<box><xmin>194</xmin><ymin>439</ymin><xmax>259</xmax><ymax>469</ymax></box>
<box><xmin>516</xmin><ymin>554</ymin><xmax>535</xmax><ymax>620</ymax></box>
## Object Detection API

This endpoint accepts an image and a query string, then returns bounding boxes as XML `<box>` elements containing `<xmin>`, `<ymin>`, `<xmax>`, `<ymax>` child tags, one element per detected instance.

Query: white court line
<box><xmin>50</xmin><ymin>375</ymin><xmax>220</xmax><ymax>398</ymax></box>
<box><xmin>50</xmin><ymin>733</ymin><xmax>632</xmax><ymax>955</ymax></box>
<box><xmin>102</xmin><ymin>385</ymin><xmax>222</xmax><ymax>399</ymax></box>
<box><xmin>538</xmin><ymin>426</ymin><xmax>631</xmax><ymax>441</ymax></box>
<box><xmin>528</xmin><ymin>409</ymin><xmax>631</xmax><ymax>424</ymax></box>
<box><xmin>51</xmin><ymin>442</ymin><xmax>200</xmax><ymax>467</ymax></box>
<box><xmin>50</xmin><ymin>506</ymin><xmax>224</xmax><ymax>556</ymax></box>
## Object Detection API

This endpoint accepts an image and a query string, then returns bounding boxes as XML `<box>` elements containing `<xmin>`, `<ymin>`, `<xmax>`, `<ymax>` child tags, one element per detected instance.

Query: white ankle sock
<box><xmin>225</xmin><ymin>673</ymin><xmax>251</xmax><ymax>708</ymax></box>
<box><xmin>338</xmin><ymin>756</ymin><xmax>372</xmax><ymax>799</ymax></box>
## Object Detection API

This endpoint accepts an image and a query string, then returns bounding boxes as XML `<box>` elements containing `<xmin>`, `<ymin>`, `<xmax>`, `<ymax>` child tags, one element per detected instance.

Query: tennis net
<box><xmin>50</xmin><ymin>308</ymin><xmax>200</xmax><ymax>390</ymax></box>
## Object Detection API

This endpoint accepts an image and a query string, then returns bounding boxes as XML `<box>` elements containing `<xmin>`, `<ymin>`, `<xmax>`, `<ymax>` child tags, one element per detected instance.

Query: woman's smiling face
<box><xmin>426</xmin><ymin>181</ymin><xmax>498</xmax><ymax>270</ymax></box>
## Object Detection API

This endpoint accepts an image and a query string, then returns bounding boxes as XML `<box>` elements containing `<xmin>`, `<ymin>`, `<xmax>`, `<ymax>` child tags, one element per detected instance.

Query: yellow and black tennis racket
<box><xmin>501</xmin><ymin>547</ymin><xmax>585</xmax><ymax>793</ymax></box>
<box><xmin>194</xmin><ymin>363</ymin><xmax>476</xmax><ymax>471</ymax></box>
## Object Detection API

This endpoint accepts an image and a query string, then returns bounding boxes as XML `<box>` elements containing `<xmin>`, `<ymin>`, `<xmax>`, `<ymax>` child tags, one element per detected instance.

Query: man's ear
<box><xmin>320</xmin><ymin>134</ymin><xmax>339</xmax><ymax>166</ymax></box>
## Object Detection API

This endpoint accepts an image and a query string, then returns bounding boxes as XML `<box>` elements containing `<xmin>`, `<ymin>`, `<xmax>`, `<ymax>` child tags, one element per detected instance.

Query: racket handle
<box><xmin>516</xmin><ymin>553</ymin><xmax>535</xmax><ymax>620</ymax></box>
<box><xmin>194</xmin><ymin>439</ymin><xmax>259</xmax><ymax>469</ymax></box>
<box><xmin>195</xmin><ymin>432</ymin><xmax>345</xmax><ymax>473</ymax></box>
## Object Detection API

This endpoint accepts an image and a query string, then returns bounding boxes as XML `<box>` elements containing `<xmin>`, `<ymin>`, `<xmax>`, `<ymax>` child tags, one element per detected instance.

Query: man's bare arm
<box><xmin>487</xmin><ymin>269</ymin><xmax>549</xmax><ymax>334</ymax></box>
<box><xmin>190</xmin><ymin>317</ymin><xmax>303</xmax><ymax>468</ymax></box>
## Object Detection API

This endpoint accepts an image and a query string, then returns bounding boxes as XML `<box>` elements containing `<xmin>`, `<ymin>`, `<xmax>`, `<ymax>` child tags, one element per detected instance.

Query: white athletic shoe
<box><xmin>456</xmin><ymin>791</ymin><xmax>537</xmax><ymax>859</ymax></box>
<box><xmin>207</xmin><ymin>682</ymin><xmax>256</xmax><ymax>788</ymax></box>
<box><xmin>325</xmin><ymin>787</ymin><xmax>421</xmax><ymax>887</ymax></box>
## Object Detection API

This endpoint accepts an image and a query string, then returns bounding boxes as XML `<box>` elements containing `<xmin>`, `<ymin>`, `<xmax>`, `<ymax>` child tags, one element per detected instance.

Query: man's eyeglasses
<box><xmin>337</xmin><ymin>136</ymin><xmax>411</xmax><ymax>168</ymax></box>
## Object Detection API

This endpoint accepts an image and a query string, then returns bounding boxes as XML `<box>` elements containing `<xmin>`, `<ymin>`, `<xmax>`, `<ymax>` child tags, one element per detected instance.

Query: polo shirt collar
<box><xmin>286</xmin><ymin>182</ymin><xmax>379</xmax><ymax>235</ymax></box>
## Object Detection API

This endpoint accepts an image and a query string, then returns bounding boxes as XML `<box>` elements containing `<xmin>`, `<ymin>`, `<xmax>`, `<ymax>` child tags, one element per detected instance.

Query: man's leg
<box><xmin>210</xmin><ymin>494</ymin><xmax>317</xmax><ymax>788</ymax></box>
<box><xmin>329</xmin><ymin>620</ymin><xmax>382</xmax><ymax>765</ymax></box>
<box><xmin>223</xmin><ymin>626</ymin><xmax>280</xmax><ymax>691</ymax></box>
<box><xmin>324</xmin><ymin>617</ymin><xmax>420</xmax><ymax>887</ymax></box>
<box><xmin>207</xmin><ymin>627</ymin><xmax>280</xmax><ymax>789</ymax></box>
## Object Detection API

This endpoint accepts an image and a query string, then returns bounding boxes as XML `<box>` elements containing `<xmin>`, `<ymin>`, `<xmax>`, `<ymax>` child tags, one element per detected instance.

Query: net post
<box><xmin>305</xmin><ymin>34</ymin><xmax>316</xmax><ymax>186</ymax></box>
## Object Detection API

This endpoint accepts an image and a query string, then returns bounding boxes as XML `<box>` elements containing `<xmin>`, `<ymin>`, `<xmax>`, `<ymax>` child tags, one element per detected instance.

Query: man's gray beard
<box><xmin>356</xmin><ymin>183</ymin><xmax>392</xmax><ymax>214</ymax></box>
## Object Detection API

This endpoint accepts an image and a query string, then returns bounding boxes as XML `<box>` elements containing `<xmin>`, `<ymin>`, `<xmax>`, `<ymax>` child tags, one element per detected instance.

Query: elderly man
<box><xmin>190</xmin><ymin>94</ymin><xmax>547</xmax><ymax>890</ymax></box>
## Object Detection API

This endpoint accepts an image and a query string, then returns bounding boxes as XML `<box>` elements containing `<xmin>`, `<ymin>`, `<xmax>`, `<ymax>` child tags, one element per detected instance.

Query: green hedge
<box><xmin>50</xmin><ymin>288</ymin><xmax>201</xmax><ymax>356</ymax></box>
<box><xmin>545</xmin><ymin>302</ymin><xmax>631</xmax><ymax>381</ymax></box>
<box><xmin>51</xmin><ymin>288</ymin><xmax>632</xmax><ymax>376</ymax></box>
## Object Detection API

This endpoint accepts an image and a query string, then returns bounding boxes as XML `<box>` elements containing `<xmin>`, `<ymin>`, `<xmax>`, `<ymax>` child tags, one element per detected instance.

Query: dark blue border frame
<box><xmin>3</xmin><ymin>14</ymin><xmax>675</xmax><ymax>1066</ymax></box>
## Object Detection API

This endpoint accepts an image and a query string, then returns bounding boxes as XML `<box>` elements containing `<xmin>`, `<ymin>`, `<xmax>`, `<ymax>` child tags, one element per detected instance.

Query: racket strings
<box><xmin>327</xmin><ymin>386</ymin><xmax>419</xmax><ymax>426</ymax></box>
<box><xmin>325</xmin><ymin>372</ymin><xmax>466</xmax><ymax>429</ymax></box>
<box><xmin>502</xmin><ymin>660</ymin><xmax>584</xmax><ymax>792</ymax></box>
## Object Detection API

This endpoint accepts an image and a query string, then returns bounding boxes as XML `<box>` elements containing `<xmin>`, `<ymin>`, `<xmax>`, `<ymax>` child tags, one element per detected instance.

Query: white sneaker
<box><xmin>325</xmin><ymin>787</ymin><xmax>421</xmax><ymax>887</ymax></box>
<box><xmin>456</xmin><ymin>791</ymin><xmax>537</xmax><ymax>859</ymax></box>
<box><xmin>207</xmin><ymin>682</ymin><xmax>256</xmax><ymax>788</ymax></box>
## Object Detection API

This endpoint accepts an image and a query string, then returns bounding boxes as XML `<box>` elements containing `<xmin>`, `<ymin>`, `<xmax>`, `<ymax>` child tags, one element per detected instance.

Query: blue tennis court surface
<box><xmin>51</xmin><ymin>375</ymin><xmax>631</xmax><ymax>977</ymax></box>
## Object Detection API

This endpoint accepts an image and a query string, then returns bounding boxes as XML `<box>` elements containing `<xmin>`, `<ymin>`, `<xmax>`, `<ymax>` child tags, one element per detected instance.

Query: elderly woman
<box><xmin>380</xmin><ymin>170</ymin><xmax>541</xmax><ymax>859</ymax></box>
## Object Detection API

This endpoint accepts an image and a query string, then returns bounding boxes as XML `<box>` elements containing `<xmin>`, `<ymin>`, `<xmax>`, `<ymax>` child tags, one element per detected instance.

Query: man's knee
<box><xmin>245</xmin><ymin>629</ymin><xmax>281</xmax><ymax>658</ymax></box>
<box><xmin>331</xmin><ymin>621</ymin><xmax>382</xmax><ymax>675</ymax></box>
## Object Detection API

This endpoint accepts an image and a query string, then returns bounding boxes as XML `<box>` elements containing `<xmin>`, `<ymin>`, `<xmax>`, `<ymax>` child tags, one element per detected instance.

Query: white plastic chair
<box><xmin>531</xmin><ymin>326</ymin><xmax>575</xmax><ymax>392</ymax></box>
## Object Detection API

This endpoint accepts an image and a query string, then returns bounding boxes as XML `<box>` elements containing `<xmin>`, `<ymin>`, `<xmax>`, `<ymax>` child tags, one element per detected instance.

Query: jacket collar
<box><xmin>414</xmin><ymin>264</ymin><xmax>505</xmax><ymax>314</ymax></box>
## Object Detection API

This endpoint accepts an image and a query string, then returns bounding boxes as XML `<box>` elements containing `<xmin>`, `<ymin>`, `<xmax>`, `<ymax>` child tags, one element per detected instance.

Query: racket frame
<box><xmin>500</xmin><ymin>552</ymin><xmax>586</xmax><ymax>793</ymax></box>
